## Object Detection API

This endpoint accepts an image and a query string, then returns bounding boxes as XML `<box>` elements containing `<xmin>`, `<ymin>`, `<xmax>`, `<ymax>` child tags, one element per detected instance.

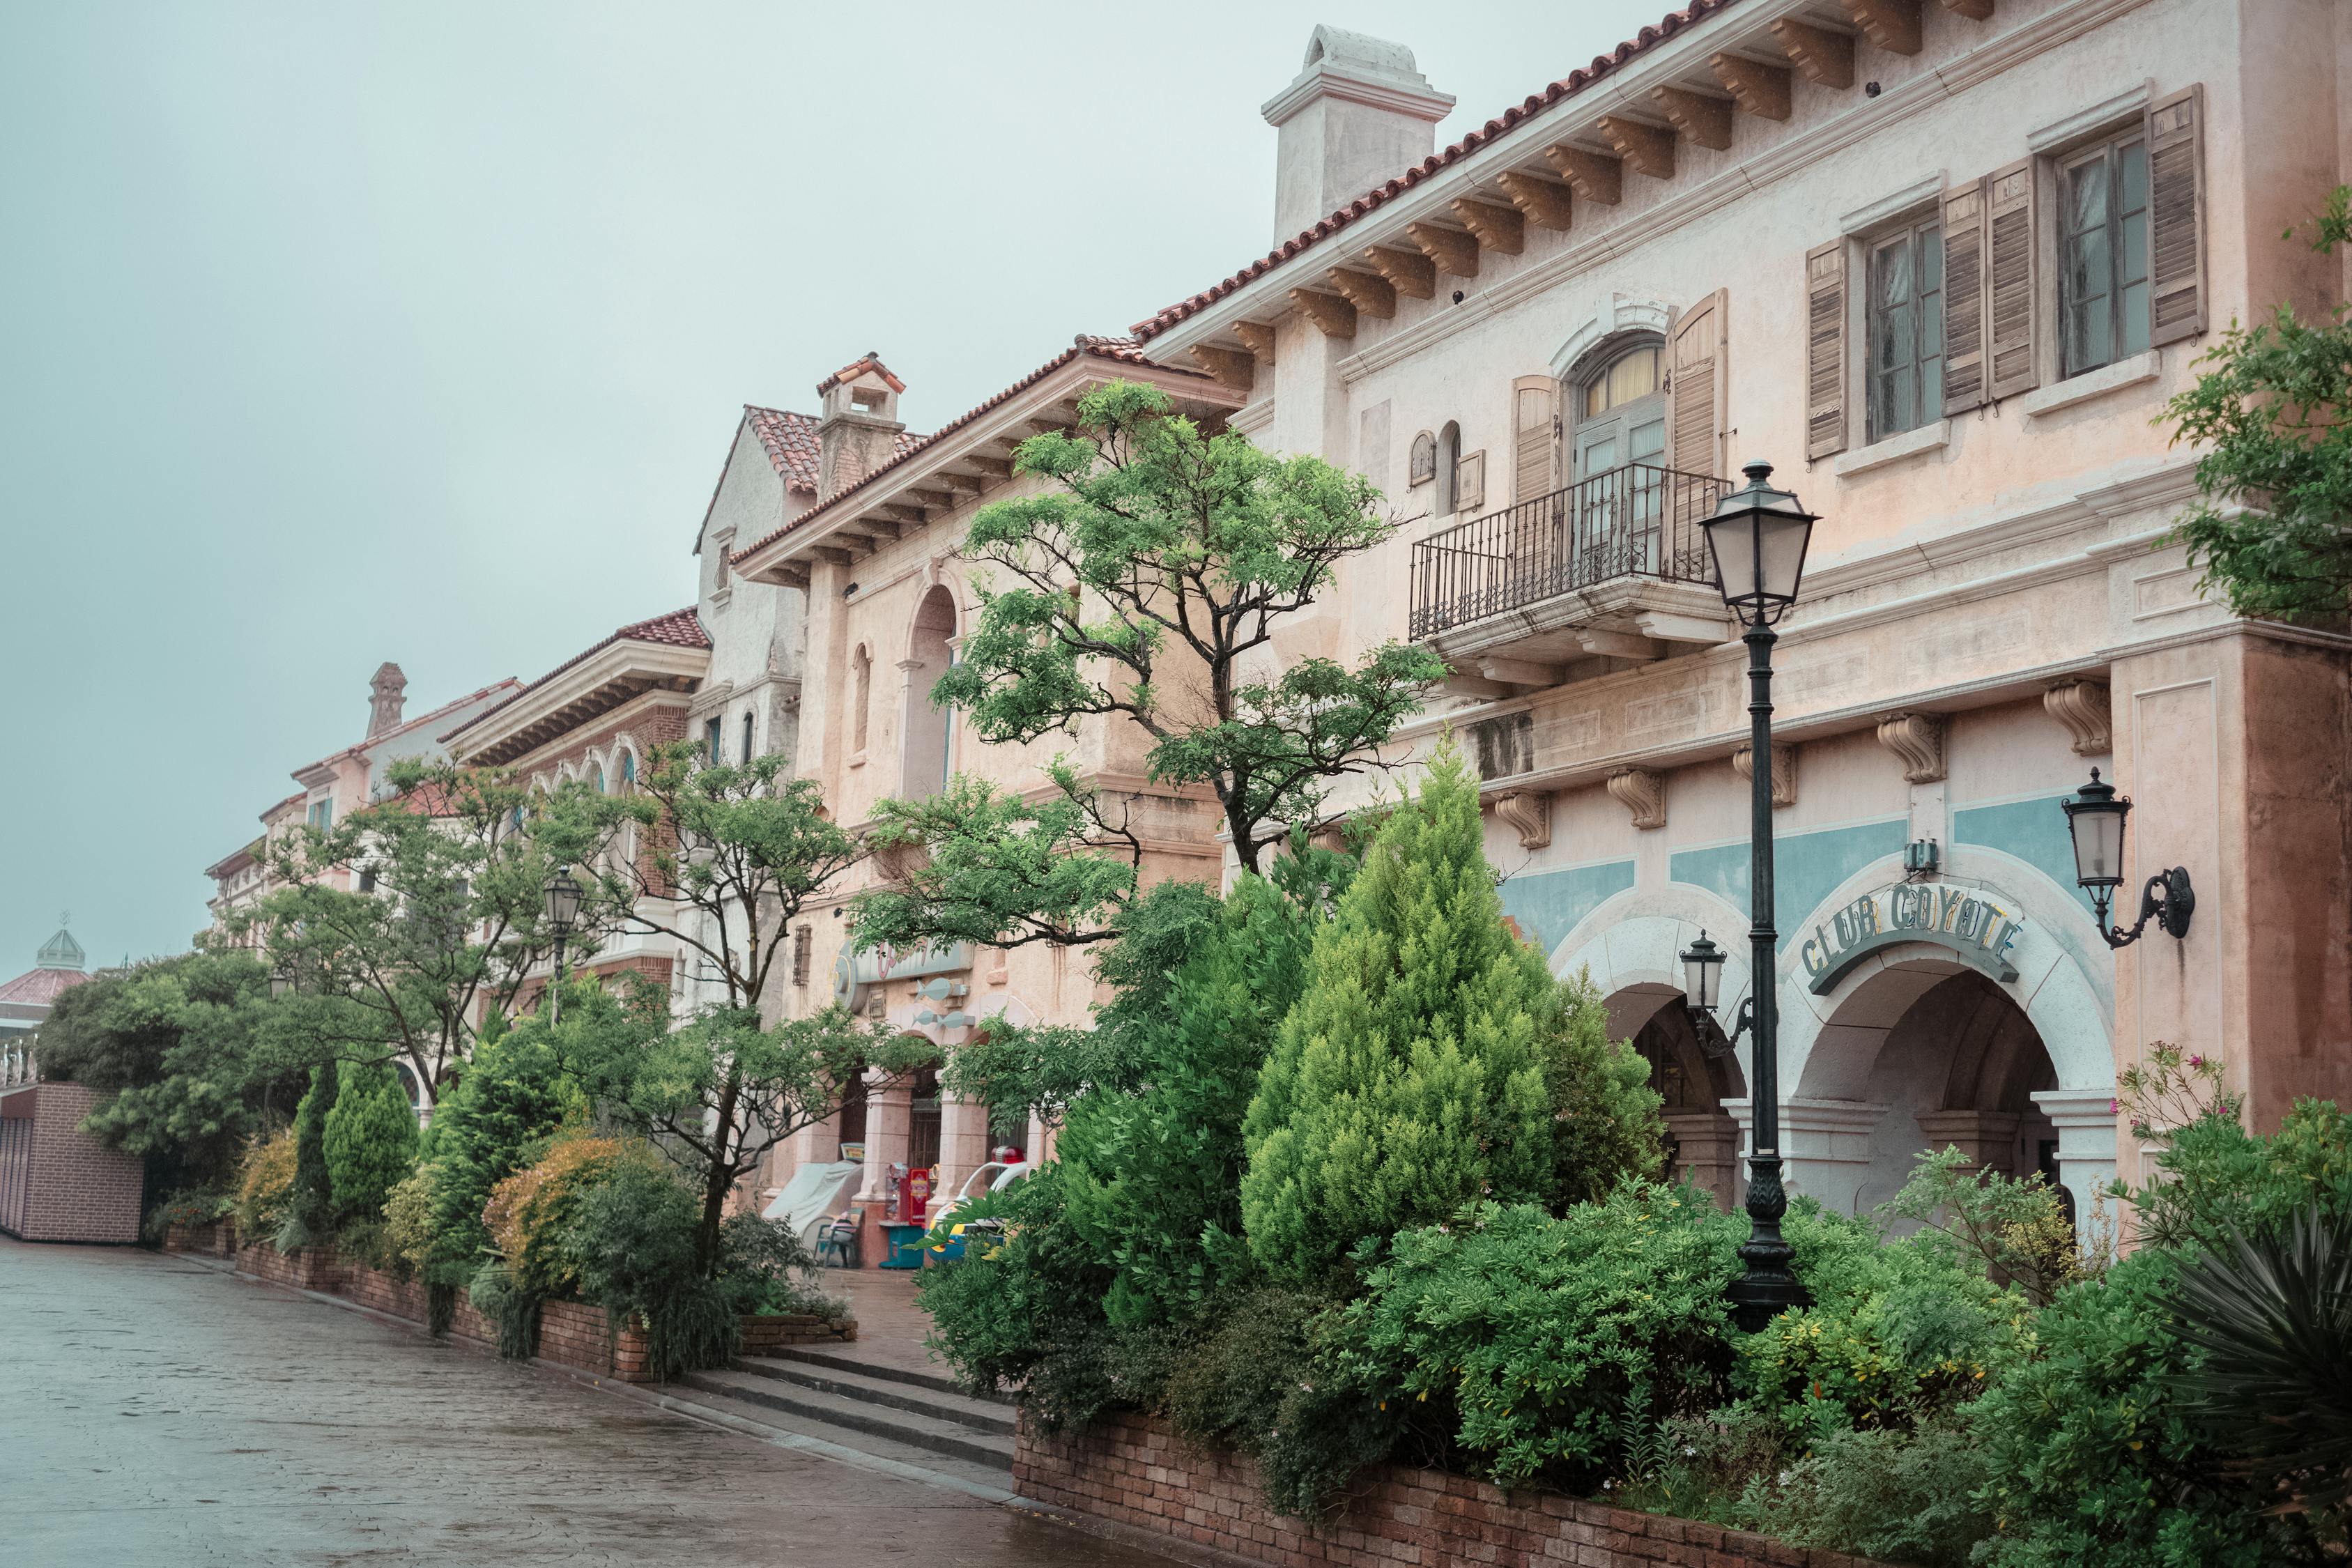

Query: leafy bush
<box><xmin>1337</xmin><ymin>1185</ymin><xmax>1742</xmax><ymax>1489</ymax></box>
<box><xmin>143</xmin><ymin>1187</ymin><xmax>228</xmax><ymax>1243</ymax></box>
<box><xmin>283</xmin><ymin>1062</ymin><xmax>339</xmax><ymax>1249</ymax></box>
<box><xmin>1878</xmin><ymin>1144</ymin><xmax>2103</xmax><ymax>1307</ymax></box>
<box><xmin>562</xmin><ymin>1159</ymin><xmax>737</xmax><ymax>1380</ymax></box>
<box><xmin>469</xmin><ymin>1259</ymin><xmax>537</xmax><ymax>1360</ymax></box>
<box><xmin>1160</xmin><ymin>1284</ymin><xmax>1405</xmax><ymax>1519</ymax></box>
<box><xmin>2128</xmin><ymin>1096</ymin><xmax>2352</xmax><ymax>1253</ymax></box>
<box><xmin>381</xmin><ymin>1165</ymin><xmax>437</xmax><ymax>1278</ymax></box>
<box><xmin>482</xmin><ymin>1131</ymin><xmax>654</xmax><ymax>1298</ymax></box>
<box><xmin>1738</xmin><ymin>1199</ymin><xmax>2036</xmax><ymax>1437</ymax></box>
<box><xmin>415</xmin><ymin>1013</ymin><xmax>576</xmax><ymax>1286</ymax></box>
<box><xmin>1243</xmin><ymin>745</ymin><xmax>1656</xmax><ymax>1286</ymax></box>
<box><xmin>1729</xmin><ymin>1417</ymin><xmax>1994</xmax><ymax>1568</ymax></box>
<box><xmin>232</xmin><ymin>1128</ymin><xmax>298</xmax><ymax>1238</ymax></box>
<box><xmin>714</xmin><ymin>1211</ymin><xmax>842</xmax><ymax>1320</ymax></box>
<box><xmin>323</xmin><ymin>1056</ymin><xmax>419</xmax><ymax>1223</ymax></box>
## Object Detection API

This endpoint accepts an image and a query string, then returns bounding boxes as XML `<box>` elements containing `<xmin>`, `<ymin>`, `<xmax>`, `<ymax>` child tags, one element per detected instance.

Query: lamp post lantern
<box><xmin>1684</xmin><ymin>459</ymin><xmax>1817</xmax><ymax>1334</ymax></box>
<box><xmin>544</xmin><ymin>865</ymin><xmax>581</xmax><ymax>1025</ymax></box>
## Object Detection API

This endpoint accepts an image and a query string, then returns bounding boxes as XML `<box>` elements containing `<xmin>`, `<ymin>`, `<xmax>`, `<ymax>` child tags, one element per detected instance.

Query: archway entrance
<box><xmin>1610</xmin><ymin>983</ymin><xmax>1745</xmax><ymax>1212</ymax></box>
<box><xmin>1792</xmin><ymin>962</ymin><xmax>2066</xmax><ymax>1223</ymax></box>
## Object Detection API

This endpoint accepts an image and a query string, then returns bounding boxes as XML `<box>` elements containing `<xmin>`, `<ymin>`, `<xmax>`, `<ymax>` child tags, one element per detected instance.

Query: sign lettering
<box><xmin>1799</xmin><ymin>882</ymin><xmax>2024</xmax><ymax>993</ymax></box>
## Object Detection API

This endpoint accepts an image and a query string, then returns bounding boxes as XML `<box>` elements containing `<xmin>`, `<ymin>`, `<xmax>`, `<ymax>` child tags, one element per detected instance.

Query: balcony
<box><xmin>1408</xmin><ymin>464</ymin><xmax>1735</xmax><ymax>689</ymax></box>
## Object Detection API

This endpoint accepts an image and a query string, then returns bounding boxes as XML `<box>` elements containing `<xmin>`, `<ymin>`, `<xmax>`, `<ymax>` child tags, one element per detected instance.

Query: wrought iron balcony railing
<box><xmin>1408</xmin><ymin>463</ymin><xmax>1732</xmax><ymax>641</ymax></box>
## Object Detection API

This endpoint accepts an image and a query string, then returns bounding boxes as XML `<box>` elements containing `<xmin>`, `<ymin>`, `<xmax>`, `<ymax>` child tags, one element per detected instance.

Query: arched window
<box><xmin>850</xmin><ymin>645</ymin><xmax>873</xmax><ymax>755</ymax></box>
<box><xmin>1573</xmin><ymin>341</ymin><xmax>1665</xmax><ymax>479</ymax></box>
<box><xmin>619</xmin><ymin>752</ymin><xmax>635</xmax><ymax>790</ymax></box>
<box><xmin>1434</xmin><ymin>421</ymin><xmax>1461</xmax><ymax>514</ymax></box>
<box><xmin>741</xmin><ymin>712</ymin><xmax>755</xmax><ymax>764</ymax></box>
<box><xmin>590</xmin><ymin>762</ymin><xmax>604</xmax><ymax>794</ymax></box>
<box><xmin>902</xmin><ymin>586</ymin><xmax>957</xmax><ymax>796</ymax></box>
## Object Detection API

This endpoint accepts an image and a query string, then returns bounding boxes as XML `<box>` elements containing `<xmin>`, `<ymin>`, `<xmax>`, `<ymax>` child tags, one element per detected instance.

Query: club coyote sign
<box><xmin>1799</xmin><ymin>882</ymin><xmax>2025</xmax><ymax>994</ymax></box>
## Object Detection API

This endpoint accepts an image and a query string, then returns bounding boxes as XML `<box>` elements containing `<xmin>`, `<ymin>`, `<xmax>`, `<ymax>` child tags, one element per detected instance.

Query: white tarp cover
<box><xmin>760</xmin><ymin>1160</ymin><xmax>863</xmax><ymax>1249</ymax></box>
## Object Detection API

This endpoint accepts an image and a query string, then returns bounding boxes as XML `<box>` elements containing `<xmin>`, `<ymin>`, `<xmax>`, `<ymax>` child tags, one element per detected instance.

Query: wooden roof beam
<box><xmin>858</xmin><ymin>517</ymin><xmax>905</xmax><ymax>542</ymax></box>
<box><xmin>1451</xmin><ymin>199</ymin><xmax>1524</xmax><ymax>256</ymax></box>
<box><xmin>1771</xmin><ymin>18</ymin><xmax>1856</xmax><ymax>87</ymax></box>
<box><xmin>811</xmin><ymin>546</ymin><xmax>854</xmax><ymax>567</ymax></box>
<box><xmin>1231</xmin><ymin>320</ymin><xmax>1278</xmax><ymax>362</ymax></box>
<box><xmin>1404</xmin><ymin>222</ymin><xmax>1480</xmax><ymax>278</ymax></box>
<box><xmin>1328</xmin><ymin>268</ymin><xmax>1397</xmax><ymax>319</ymax></box>
<box><xmin>1362</xmin><ymin>245</ymin><xmax>1437</xmax><ymax>298</ymax></box>
<box><xmin>965</xmin><ymin>454</ymin><xmax>1015</xmax><ymax>481</ymax></box>
<box><xmin>1188</xmin><ymin>342</ymin><xmax>1257</xmax><ymax>393</ymax></box>
<box><xmin>1845</xmin><ymin>0</ymin><xmax>1923</xmax><ymax>54</ymax></box>
<box><xmin>1494</xmin><ymin>169</ymin><xmax>1573</xmax><ymax>232</ymax></box>
<box><xmin>1289</xmin><ymin>287</ymin><xmax>1358</xmax><ymax>339</ymax></box>
<box><xmin>1545</xmin><ymin>144</ymin><xmax>1623</xmax><ymax>205</ymax></box>
<box><xmin>1650</xmin><ymin>86</ymin><xmax>1733</xmax><ymax>151</ymax></box>
<box><xmin>1597</xmin><ymin>115</ymin><xmax>1677</xmax><ymax>179</ymax></box>
<box><xmin>935</xmin><ymin>470</ymin><xmax>982</xmax><ymax>495</ymax></box>
<box><xmin>1709</xmin><ymin>52</ymin><xmax>1792</xmax><ymax>120</ymax></box>
<box><xmin>1942</xmin><ymin>0</ymin><xmax>1994</xmax><ymax>17</ymax></box>
<box><xmin>877</xmin><ymin>503</ymin><xmax>925</xmax><ymax>525</ymax></box>
<box><xmin>909</xmin><ymin>488</ymin><xmax>957</xmax><ymax>512</ymax></box>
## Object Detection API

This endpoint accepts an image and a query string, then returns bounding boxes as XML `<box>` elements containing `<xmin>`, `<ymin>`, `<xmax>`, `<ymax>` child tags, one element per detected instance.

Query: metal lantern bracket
<box><xmin>1691</xmin><ymin>995</ymin><xmax>1752</xmax><ymax>1061</ymax></box>
<box><xmin>2094</xmin><ymin>866</ymin><xmax>2195</xmax><ymax>949</ymax></box>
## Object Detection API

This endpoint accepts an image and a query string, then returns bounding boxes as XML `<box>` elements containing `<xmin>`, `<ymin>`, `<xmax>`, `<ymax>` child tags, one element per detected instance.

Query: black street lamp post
<box><xmin>1680</xmin><ymin>460</ymin><xmax>1818</xmax><ymax>1334</ymax></box>
<box><xmin>544</xmin><ymin>866</ymin><xmax>581</xmax><ymax>1026</ymax></box>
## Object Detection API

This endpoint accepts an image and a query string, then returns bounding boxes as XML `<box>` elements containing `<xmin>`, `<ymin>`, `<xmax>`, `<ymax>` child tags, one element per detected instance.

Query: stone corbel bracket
<box><xmin>2044</xmin><ymin>678</ymin><xmax>2113</xmax><ymax>756</ymax></box>
<box><xmin>1731</xmin><ymin>743</ymin><xmax>1797</xmax><ymax>808</ymax></box>
<box><xmin>1876</xmin><ymin>711</ymin><xmax>1948</xmax><ymax>784</ymax></box>
<box><xmin>1491</xmin><ymin>790</ymin><xmax>1553</xmax><ymax>850</ymax></box>
<box><xmin>1606</xmin><ymin>767</ymin><xmax>1666</xmax><ymax>831</ymax></box>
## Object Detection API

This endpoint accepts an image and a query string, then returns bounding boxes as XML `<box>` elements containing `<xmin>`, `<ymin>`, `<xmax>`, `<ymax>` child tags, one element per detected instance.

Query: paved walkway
<box><xmin>0</xmin><ymin>1239</ymin><xmax>1172</xmax><ymax>1567</ymax></box>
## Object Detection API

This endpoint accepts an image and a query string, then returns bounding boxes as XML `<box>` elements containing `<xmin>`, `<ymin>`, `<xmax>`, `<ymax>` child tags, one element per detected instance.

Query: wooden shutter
<box><xmin>1985</xmin><ymin>159</ymin><xmax>2038</xmax><ymax>400</ymax></box>
<box><xmin>1941</xmin><ymin>180</ymin><xmax>1987</xmax><ymax>413</ymax></box>
<box><xmin>1512</xmin><ymin>377</ymin><xmax>1557</xmax><ymax>503</ymax></box>
<box><xmin>2146</xmin><ymin>84</ymin><xmax>2207</xmax><ymax>346</ymax></box>
<box><xmin>1804</xmin><ymin>241</ymin><xmax>1848</xmax><ymax>459</ymax></box>
<box><xmin>1668</xmin><ymin>289</ymin><xmax>1727</xmax><ymax>475</ymax></box>
<box><xmin>1455</xmin><ymin>449</ymin><xmax>1486</xmax><ymax>513</ymax></box>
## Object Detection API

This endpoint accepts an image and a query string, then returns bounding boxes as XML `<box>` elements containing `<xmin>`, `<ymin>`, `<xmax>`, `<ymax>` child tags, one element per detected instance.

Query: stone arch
<box><xmin>900</xmin><ymin>584</ymin><xmax>958</xmax><ymax>796</ymax></box>
<box><xmin>1774</xmin><ymin>853</ymin><xmax>2116</xmax><ymax>1220</ymax></box>
<box><xmin>1551</xmin><ymin>294</ymin><xmax>1674</xmax><ymax>384</ymax></box>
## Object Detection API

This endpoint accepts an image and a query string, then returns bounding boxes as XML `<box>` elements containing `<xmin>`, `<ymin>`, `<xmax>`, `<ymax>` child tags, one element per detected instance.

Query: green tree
<box><xmin>38</xmin><ymin>948</ymin><xmax>307</xmax><ymax>1196</ymax></box>
<box><xmin>2166</xmin><ymin>186</ymin><xmax>2352</xmax><ymax>622</ymax></box>
<box><xmin>255</xmin><ymin>758</ymin><xmax>583</xmax><ymax>1103</ymax></box>
<box><xmin>555</xmin><ymin>742</ymin><xmax>924</xmax><ymax>1270</ymax></box>
<box><xmin>324</xmin><ymin>1056</ymin><xmax>420</xmax><ymax>1223</ymax></box>
<box><xmin>1240</xmin><ymin>744</ymin><xmax>1659</xmax><ymax>1284</ymax></box>
<box><xmin>416</xmin><ymin>1008</ymin><xmax>578</xmax><ymax>1287</ymax></box>
<box><xmin>857</xmin><ymin>379</ymin><xmax>1443</xmax><ymax>957</ymax></box>
<box><xmin>286</xmin><ymin>1061</ymin><xmax>339</xmax><ymax>1246</ymax></box>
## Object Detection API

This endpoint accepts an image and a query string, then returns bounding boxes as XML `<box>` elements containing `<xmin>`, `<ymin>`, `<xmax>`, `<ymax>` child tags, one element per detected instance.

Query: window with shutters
<box><xmin>741</xmin><ymin>712</ymin><xmax>755</xmax><ymax>765</ymax></box>
<box><xmin>1867</xmin><ymin>219</ymin><xmax>1945</xmax><ymax>440</ymax></box>
<box><xmin>2059</xmin><ymin>132</ymin><xmax>2152</xmax><ymax>377</ymax></box>
<box><xmin>792</xmin><ymin>924</ymin><xmax>812</xmax><ymax>987</ymax></box>
<box><xmin>1434</xmin><ymin>422</ymin><xmax>1461</xmax><ymax>514</ymax></box>
<box><xmin>1511</xmin><ymin>377</ymin><xmax>1558</xmax><ymax>504</ymax></box>
<box><xmin>1573</xmin><ymin>344</ymin><xmax>1665</xmax><ymax>479</ymax></box>
<box><xmin>704</xmin><ymin>717</ymin><xmax>723</xmax><ymax>765</ymax></box>
<box><xmin>1408</xmin><ymin>430</ymin><xmax>1437</xmax><ymax>489</ymax></box>
<box><xmin>850</xmin><ymin>645</ymin><xmax>872</xmax><ymax>755</ymax></box>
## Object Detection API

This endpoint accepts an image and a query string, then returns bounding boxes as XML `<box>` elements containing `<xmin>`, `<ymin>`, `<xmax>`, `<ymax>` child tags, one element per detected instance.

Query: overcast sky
<box><xmin>1</xmin><ymin>1</ymin><xmax>1675</xmax><ymax>971</ymax></box>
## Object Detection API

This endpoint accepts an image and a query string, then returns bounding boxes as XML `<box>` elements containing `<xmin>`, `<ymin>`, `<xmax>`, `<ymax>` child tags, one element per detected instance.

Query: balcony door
<box><xmin>1572</xmin><ymin>341</ymin><xmax>1666</xmax><ymax>573</ymax></box>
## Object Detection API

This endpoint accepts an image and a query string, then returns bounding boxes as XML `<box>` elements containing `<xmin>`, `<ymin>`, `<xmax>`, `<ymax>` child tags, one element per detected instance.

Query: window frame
<box><xmin>1863</xmin><ymin>215</ymin><xmax>1946</xmax><ymax>444</ymax></box>
<box><xmin>2057</xmin><ymin>130</ymin><xmax>2152</xmax><ymax>380</ymax></box>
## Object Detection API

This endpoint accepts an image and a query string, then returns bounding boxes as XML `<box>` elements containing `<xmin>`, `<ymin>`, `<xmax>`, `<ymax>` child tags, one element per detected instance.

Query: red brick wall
<box><xmin>537</xmin><ymin>1297</ymin><xmax>652</xmax><ymax>1383</ymax></box>
<box><xmin>741</xmin><ymin>1312</ymin><xmax>858</xmax><ymax>1353</ymax></box>
<box><xmin>0</xmin><ymin>1083</ymin><xmax>144</xmax><ymax>1243</ymax></box>
<box><xmin>1015</xmin><ymin>1411</ymin><xmax>1889</xmax><ymax>1568</ymax></box>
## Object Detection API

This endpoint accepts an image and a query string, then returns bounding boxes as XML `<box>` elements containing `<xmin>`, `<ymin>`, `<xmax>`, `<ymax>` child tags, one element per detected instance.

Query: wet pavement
<box><xmin>0</xmin><ymin>1238</ymin><xmax>1174</xmax><ymax>1567</ymax></box>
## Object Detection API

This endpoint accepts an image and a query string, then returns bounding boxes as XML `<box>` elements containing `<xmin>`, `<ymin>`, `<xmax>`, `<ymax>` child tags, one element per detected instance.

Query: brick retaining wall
<box><xmin>0</xmin><ymin>1082</ymin><xmax>144</xmax><ymax>1243</ymax></box>
<box><xmin>538</xmin><ymin>1297</ymin><xmax>653</xmax><ymax>1382</ymax></box>
<box><xmin>742</xmin><ymin>1312</ymin><xmax>859</xmax><ymax>1353</ymax></box>
<box><xmin>1015</xmin><ymin>1411</ymin><xmax>1889</xmax><ymax>1568</ymax></box>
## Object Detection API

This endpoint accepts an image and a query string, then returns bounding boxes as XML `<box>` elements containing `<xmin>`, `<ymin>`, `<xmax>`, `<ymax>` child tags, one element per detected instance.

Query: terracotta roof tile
<box><xmin>816</xmin><ymin>353</ymin><xmax>907</xmax><ymax>396</ymax></box>
<box><xmin>0</xmin><ymin>967</ymin><xmax>93</xmax><ymax>1008</ymax></box>
<box><xmin>1132</xmin><ymin>0</ymin><xmax>1739</xmax><ymax>341</ymax></box>
<box><xmin>745</xmin><ymin>406</ymin><xmax>822</xmax><ymax>493</ymax></box>
<box><xmin>449</xmin><ymin>608</ymin><xmax>710</xmax><ymax>741</ymax></box>
<box><xmin>732</xmin><ymin>337</ymin><xmax>1194</xmax><ymax>566</ymax></box>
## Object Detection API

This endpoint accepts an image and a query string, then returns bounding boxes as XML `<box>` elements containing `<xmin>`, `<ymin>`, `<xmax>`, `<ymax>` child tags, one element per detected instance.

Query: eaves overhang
<box><xmin>445</xmin><ymin>641</ymin><xmax>710</xmax><ymax>768</ymax></box>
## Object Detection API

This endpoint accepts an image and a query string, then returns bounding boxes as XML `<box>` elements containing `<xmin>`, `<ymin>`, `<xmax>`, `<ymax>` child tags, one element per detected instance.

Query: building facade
<box><xmin>1118</xmin><ymin>0</ymin><xmax>2352</xmax><ymax>1218</ymax></box>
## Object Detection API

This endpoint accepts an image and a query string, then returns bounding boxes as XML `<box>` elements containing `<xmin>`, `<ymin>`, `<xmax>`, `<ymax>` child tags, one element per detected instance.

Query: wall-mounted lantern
<box><xmin>2059</xmin><ymin>768</ymin><xmax>2194</xmax><ymax>948</ymax></box>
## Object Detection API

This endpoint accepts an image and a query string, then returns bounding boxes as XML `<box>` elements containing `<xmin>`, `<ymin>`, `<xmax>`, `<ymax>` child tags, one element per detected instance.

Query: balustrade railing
<box><xmin>1408</xmin><ymin>463</ymin><xmax>1730</xmax><ymax>641</ymax></box>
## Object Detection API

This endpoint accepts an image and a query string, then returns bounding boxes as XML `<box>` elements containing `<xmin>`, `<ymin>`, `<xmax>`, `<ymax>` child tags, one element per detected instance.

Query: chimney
<box><xmin>1262</xmin><ymin>27</ymin><xmax>1452</xmax><ymax>243</ymax></box>
<box><xmin>815</xmin><ymin>353</ymin><xmax>907</xmax><ymax>500</ymax></box>
<box><xmin>368</xmin><ymin>662</ymin><xmax>408</xmax><ymax>738</ymax></box>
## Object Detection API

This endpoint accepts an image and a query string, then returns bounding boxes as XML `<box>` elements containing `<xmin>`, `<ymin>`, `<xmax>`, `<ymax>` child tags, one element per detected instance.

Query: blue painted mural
<box><xmin>1498</xmin><ymin>859</ymin><xmax>1637</xmax><ymax>958</ymax></box>
<box><xmin>1951</xmin><ymin>795</ymin><xmax>2098</xmax><ymax>916</ymax></box>
<box><xmin>1670</xmin><ymin>817</ymin><xmax>1910</xmax><ymax>951</ymax></box>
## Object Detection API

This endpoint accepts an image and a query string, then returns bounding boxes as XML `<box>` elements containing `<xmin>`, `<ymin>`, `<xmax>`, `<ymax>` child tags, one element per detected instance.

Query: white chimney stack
<box><xmin>1262</xmin><ymin>26</ymin><xmax>1453</xmax><ymax>244</ymax></box>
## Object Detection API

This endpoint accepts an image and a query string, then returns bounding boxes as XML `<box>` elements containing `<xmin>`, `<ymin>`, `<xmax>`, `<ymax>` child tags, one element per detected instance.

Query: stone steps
<box><xmin>673</xmin><ymin>1364</ymin><xmax>1015</xmax><ymax>1473</ymax></box>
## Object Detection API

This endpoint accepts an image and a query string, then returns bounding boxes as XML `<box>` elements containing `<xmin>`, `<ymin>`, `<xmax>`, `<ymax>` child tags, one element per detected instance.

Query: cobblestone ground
<box><xmin>0</xmin><ymin>1239</ymin><xmax>1173</xmax><ymax>1567</ymax></box>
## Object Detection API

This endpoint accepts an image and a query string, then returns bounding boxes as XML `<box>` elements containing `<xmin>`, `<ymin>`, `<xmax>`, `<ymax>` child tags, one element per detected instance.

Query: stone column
<box><xmin>934</xmin><ymin>1091</ymin><xmax>992</xmax><ymax>1209</ymax></box>
<box><xmin>1725</xmin><ymin>1096</ymin><xmax>1889</xmax><ymax>1216</ymax></box>
<box><xmin>855</xmin><ymin>1070</ymin><xmax>913</xmax><ymax>1205</ymax></box>
<box><xmin>1912</xmin><ymin>1110</ymin><xmax>2024</xmax><ymax>1178</ymax></box>
<box><xmin>1659</xmin><ymin>1109</ymin><xmax>1742</xmax><ymax>1213</ymax></box>
<box><xmin>2029</xmin><ymin>1088</ymin><xmax>2119</xmax><ymax>1225</ymax></box>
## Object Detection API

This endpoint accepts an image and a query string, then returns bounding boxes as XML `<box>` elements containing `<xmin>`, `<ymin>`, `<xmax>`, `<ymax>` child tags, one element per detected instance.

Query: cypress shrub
<box><xmin>286</xmin><ymin>1061</ymin><xmax>339</xmax><ymax>1247</ymax></box>
<box><xmin>1240</xmin><ymin>742</ymin><xmax>1657</xmax><ymax>1284</ymax></box>
<box><xmin>323</xmin><ymin>1056</ymin><xmax>420</xmax><ymax>1224</ymax></box>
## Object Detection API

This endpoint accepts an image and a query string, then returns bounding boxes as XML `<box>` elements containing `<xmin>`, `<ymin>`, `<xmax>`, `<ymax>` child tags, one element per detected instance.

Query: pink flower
<box><xmin>2187</xmin><ymin>1054</ymin><xmax>2205</xmax><ymax>1068</ymax></box>
<box><xmin>2109</xmin><ymin>1099</ymin><xmax>2120</xmax><ymax>1113</ymax></box>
